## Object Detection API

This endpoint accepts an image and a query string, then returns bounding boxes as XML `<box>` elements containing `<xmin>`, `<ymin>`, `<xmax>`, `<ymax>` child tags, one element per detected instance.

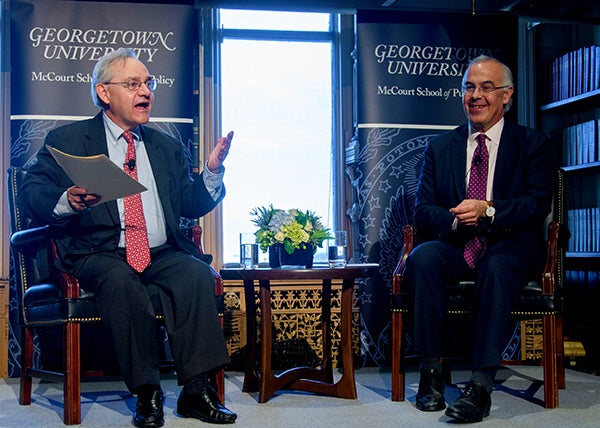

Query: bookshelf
<box><xmin>530</xmin><ymin>19</ymin><xmax>600</xmax><ymax>373</ymax></box>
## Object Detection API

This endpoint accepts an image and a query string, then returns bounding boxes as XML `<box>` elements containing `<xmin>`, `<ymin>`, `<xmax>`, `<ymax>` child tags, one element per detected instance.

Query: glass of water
<box><xmin>328</xmin><ymin>230</ymin><xmax>347</xmax><ymax>268</ymax></box>
<box><xmin>240</xmin><ymin>233</ymin><xmax>259</xmax><ymax>269</ymax></box>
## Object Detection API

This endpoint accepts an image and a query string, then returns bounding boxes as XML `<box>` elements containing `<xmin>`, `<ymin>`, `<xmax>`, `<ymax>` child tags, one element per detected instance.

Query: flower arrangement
<box><xmin>250</xmin><ymin>205</ymin><xmax>332</xmax><ymax>255</ymax></box>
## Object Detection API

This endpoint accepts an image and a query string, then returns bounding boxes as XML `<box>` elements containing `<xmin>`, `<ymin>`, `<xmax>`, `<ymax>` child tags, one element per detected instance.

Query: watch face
<box><xmin>486</xmin><ymin>206</ymin><xmax>496</xmax><ymax>217</ymax></box>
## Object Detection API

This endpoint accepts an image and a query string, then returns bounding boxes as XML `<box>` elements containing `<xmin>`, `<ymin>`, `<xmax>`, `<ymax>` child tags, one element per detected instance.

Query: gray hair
<box><xmin>462</xmin><ymin>55</ymin><xmax>514</xmax><ymax>112</ymax></box>
<box><xmin>91</xmin><ymin>48</ymin><xmax>138</xmax><ymax>109</ymax></box>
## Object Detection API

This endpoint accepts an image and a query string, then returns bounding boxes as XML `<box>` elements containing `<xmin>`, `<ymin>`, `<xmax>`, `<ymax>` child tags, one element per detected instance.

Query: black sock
<box><xmin>183</xmin><ymin>373</ymin><xmax>210</xmax><ymax>395</ymax></box>
<box><xmin>134</xmin><ymin>384</ymin><xmax>161</xmax><ymax>398</ymax></box>
<box><xmin>470</xmin><ymin>367</ymin><xmax>496</xmax><ymax>394</ymax></box>
<box><xmin>420</xmin><ymin>356</ymin><xmax>442</xmax><ymax>373</ymax></box>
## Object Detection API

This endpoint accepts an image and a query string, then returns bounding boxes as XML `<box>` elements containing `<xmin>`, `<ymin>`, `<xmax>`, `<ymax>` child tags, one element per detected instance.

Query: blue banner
<box><xmin>354</xmin><ymin>10</ymin><xmax>519</xmax><ymax>366</ymax></box>
<box><xmin>10</xmin><ymin>0</ymin><xmax>194</xmax><ymax>119</ymax></box>
<box><xmin>8</xmin><ymin>0</ymin><xmax>196</xmax><ymax>377</ymax></box>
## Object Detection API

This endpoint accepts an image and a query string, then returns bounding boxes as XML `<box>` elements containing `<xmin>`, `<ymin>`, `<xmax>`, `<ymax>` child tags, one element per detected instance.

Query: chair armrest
<box><xmin>188</xmin><ymin>224</ymin><xmax>223</xmax><ymax>298</ymax></box>
<box><xmin>541</xmin><ymin>221</ymin><xmax>560</xmax><ymax>295</ymax></box>
<box><xmin>210</xmin><ymin>266</ymin><xmax>224</xmax><ymax>296</ymax></box>
<box><xmin>191</xmin><ymin>225</ymin><xmax>205</xmax><ymax>254</ymax></box>
<box><xmin>54</xmin><ymin>265</ymin><xmax>82</xmax><ymax>299</ymax></box>
<box><xmin>44</xmin><ymin>237</ymin><xmax>82</xmax><ymax>299</ymax></box>
<box><xmin>10</xmin><ymin>225</ymin><xmax>82</xmax><ymax>299</ymax></box>
<box><xmin>392</xmin><ymin>225</ymin><xmax>415</xmax><ymax>294</ymax></box>
<box><xmin>10</xmin><ymin>225</ymin><xmax>51</xmax><ymax>253</ymax></box>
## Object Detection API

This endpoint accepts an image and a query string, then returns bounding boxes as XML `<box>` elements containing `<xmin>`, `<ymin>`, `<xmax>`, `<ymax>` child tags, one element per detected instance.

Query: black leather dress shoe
<box><xmin>177</xmin><ymin>385</ymin><xmax>237</xmax><ymax>424</ymax></box>
<box><xmin>416</xmin><ymin>368</ymin><xmax>445</xmax><ymax>411</ymax></box>
<box><xmin>132</xmin><ymin>387</ymin><xmax>164</xmax><ymax>428</ymax></box>
<box><xmin>445</xmin><ymin>381</ymin><xmax>491</xmax><ymax>423</ymax></box>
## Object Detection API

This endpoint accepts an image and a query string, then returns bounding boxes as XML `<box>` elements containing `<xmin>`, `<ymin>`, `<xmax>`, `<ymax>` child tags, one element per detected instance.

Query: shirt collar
<box><xmin>102</xmin><ymin>112</ymin><xmax>140</xmax><ymax>146</ymax></box>
<box><xmin>468</xmin><ymin>117</ymin><xmax>504</xmax><ymax>147</ymax></box>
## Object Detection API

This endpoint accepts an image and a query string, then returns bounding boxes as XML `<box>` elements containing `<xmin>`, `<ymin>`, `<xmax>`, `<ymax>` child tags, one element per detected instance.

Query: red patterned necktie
<box><xmin>463</xmin><ymin>133</ymin><xmax>489</xmax><ymax>269</ymax></box>
<box><xmin>122</xmin><ymin>131</ymin><xmax>151</xmax><ymax>272</ymax></box>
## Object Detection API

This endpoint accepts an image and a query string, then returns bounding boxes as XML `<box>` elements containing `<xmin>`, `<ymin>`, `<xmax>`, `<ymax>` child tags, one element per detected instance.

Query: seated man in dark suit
<box><xmin>18</xmin><ymin>47</ymin><xmax>236</xmax><ymax>427</ymax></box>
<box><xmin>405</xmin><ymin>55</ymin><xmax>555</xmax><ymax>422</ymax></box>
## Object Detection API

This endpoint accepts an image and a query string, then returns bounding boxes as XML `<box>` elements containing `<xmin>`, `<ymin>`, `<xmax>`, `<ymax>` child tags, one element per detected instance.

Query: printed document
<box><xmin>48</xmin><ymin>145</ymin><xmax>147</xmax><ymax>205</ymax></box>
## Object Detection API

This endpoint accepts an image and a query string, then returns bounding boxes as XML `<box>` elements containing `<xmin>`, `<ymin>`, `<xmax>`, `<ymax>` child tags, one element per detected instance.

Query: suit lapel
<box><xmin>448</xmin><ymin>123</ymin><xmax>519</xmax><ymax>202</ymax></box>
<box><xmin>84</xmin><ymin>113</ymin><xmax>120</xmax><ymax>224</ymax></box>
<box><xmin>493</xmin><ymin>122</ymin><xmax>518</xmax><ymax>196</ymax></box>
<box><xmin>451</xmin><ymin>125</ymin><xmax>469</xmax><ymax>200</ymax></box>
<box><xmin>140</xmin><ymin>127</ymin><xmax>175</xmax><ymax>226</ymax></box>
<box><xmin>83</xmin><ymin>113</ymin><xmax>110</xmax><ymax>156</ymax></box>
<box><xmin>140</xmin><ymin>127</ymin><xmax>170</xmax><ymax>196</ymax></box>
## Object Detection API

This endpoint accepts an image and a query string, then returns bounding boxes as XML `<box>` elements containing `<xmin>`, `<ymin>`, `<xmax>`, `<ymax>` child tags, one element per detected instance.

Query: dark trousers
<box><xmin>405</xmin><ymin>238</ymin><xmax>534</xmax><ymax>371</ymax></box>
<box><xmin>73</xmin><ymin>245</ymin><xmax>230</xmax><ymax>392</ymax></box>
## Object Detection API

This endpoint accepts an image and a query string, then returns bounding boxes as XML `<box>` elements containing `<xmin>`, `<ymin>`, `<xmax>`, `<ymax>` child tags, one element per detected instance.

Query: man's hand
<box><xmin>207</xmin><ymin>130</ymin><xmax>234</xmax><ymax>173</ymax></box>
<box><xmin>449</xmin><ymin>199</ymin><xmax>487</xmax><ymax>227</ymax></box>
<box><xmin>67</xmin><ymin>185</ymin><xmax>101</xmax><ymax>212</ymax></box>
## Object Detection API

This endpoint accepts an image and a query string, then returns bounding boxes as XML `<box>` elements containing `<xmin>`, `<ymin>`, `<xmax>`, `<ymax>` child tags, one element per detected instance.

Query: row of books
<box><xmin>549</xmin><ymin>45</ymin><xmax>600</xmax><ymax>103</ymax></box>
<box><xmin>565</xmin><ymin>270</ymin><xmax>600</xmax><ymax>286</ymax></box>
<box><xmin>564</xmin><ymin>340</ymin><xmax>586</xmax><ymax>358</ymax></box>
<box><xmin>563</xmin><ymin>270</ymin><xmax>600</xmax><ymax>323</ymax></box>
<box><xmin>561</xmin><ymin>119</ymin><xmax>600</xmax><ymax>167</ymax></box>
<box><xmin>567</xmin><ymin>207</ymin><xmax>600</xmax><ymax>253</ymax></box>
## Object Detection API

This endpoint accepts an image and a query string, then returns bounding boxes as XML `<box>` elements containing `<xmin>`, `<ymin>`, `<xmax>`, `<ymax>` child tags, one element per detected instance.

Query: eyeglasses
<box><xmin>104</xmin><ymin>76</ymin><xmax>157</xmax><ymax>92</ymax></box>
<box><xmin>462</xmin><ymin>83</ymin><xmax>510</xmax><ymax>94</ymax></box>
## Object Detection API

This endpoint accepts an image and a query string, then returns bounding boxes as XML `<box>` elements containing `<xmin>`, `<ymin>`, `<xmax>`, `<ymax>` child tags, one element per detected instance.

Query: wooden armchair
<box><xmin>7</xmin><ymin>166</ymin><xmax>225</xmax><ymax>425</ymax></box>
<box><xmin>391</xmin><ymin>169</ymin><xmax>567</xmax><ymax>409</ymax></box>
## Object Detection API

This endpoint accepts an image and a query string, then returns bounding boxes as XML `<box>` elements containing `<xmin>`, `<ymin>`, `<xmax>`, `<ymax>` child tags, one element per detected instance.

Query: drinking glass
<box><xmin>240</xmin><ymin>233</ymin><xmax>259</xmax><ymax>269</ymax></box>
<box><xmin>328</xmin><ymin>230</ymin><xmax>347</xmax><ymax>268</ymax></box>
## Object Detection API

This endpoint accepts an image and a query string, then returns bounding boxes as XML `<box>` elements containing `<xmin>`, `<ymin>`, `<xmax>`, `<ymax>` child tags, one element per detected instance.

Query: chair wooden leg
<box><xmin>215</xmin><ymin>275</ymin><xmax>226</xmax><ymax>404</ymax></box>
<box><xmin>19</xmin><ymin>327</ymin><xmax>34</xmax><ymax>406</ymax></box>
<box><xmin>556</xmin><ymin>316</ymin><xmax>565</xmax><ymax>390</ymax></box>
<box><xmin>542</xmin><ymin>315</ymin><xmax>558</xmax><ymax>409</ymax></box>
<box><xmin>391</xmin><ymin>311</ymin><xmax>405</xmax><ymax>401</ymax></box>
<box><xmin>214</xmin><ymin>369</ymin><xmax>225</xmax><ymax>404</ymax></box>
<box><xmin>63</xmin><ymin>322</ymin><xmax>81</xmax><ymax>425</ymax></box>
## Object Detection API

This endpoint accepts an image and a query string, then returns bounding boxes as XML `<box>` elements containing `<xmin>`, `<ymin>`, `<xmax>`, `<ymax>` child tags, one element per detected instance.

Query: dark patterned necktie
<box><xmin>122</xmin><ymin>131</ymin><xmax>151</xmax><ymax>272</ymax></box>
<box><xmin>463</xmin><ymin>133</ymin><xmax>489</xmax><ymax>269</ymax></box>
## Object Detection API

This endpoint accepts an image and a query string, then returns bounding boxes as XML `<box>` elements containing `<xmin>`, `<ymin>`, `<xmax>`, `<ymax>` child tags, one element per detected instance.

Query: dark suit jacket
<box><xmin>414</xmin><ymin>121</ymin><xmax>555</xmax><ymax>266</ymax></box>
<box><xmin>18</xmin><ymin>112</ymin><xmax>224</xmax><ymax>272</ymax></box>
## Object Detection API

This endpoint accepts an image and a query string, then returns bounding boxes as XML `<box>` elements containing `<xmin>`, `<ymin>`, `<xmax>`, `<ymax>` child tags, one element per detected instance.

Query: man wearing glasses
<box><xmin>18</xmin><ymin>48</ymin><xmax>236</xmax><ymax>427</ymax></box>
<box><xmin>404</xmin><ymin>55</ymin><xmax>555</xmax><ymax>422</ymax></box>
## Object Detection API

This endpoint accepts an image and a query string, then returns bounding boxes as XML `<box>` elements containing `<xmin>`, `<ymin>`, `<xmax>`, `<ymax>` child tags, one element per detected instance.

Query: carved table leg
<box><xmin>242</xmin><ymin>279</ymin><xmax>259</xmax><ymax>392</ymax></box>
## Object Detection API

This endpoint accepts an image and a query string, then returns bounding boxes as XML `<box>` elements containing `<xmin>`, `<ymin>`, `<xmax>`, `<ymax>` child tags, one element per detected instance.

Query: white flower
<box><xmin>268</xmin><ymin>210</ymin><xmax>293</xmax><ymax>232</ymax></box>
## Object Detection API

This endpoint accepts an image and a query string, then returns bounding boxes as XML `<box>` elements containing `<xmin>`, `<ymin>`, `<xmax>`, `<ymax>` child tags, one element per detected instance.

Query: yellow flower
<box><xmin>250</xmin><ymin>206</ymin><xmax>333</xmax><ymax>254</ymax></box>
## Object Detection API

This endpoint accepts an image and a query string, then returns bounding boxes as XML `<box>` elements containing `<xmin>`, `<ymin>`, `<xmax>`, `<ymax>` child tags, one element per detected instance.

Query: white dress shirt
<box><xmin>466</xmin><ymin>118</ymin><xmax>504</xmax><ymax>201</ymax></box>
<box><xmin>451</xmin><ymin>118</ymin><xmax>504</xmax><ymax>231</ymax></box>
<box><xmin>53</xmin><ymin>113</ymin><xmax>225</xmax><ymax>249</ymax></box>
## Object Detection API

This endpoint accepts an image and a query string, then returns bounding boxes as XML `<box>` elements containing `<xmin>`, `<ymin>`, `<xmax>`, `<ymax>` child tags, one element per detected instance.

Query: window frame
<box><xmin>199</xmin><ymin>9</ymin><xmax>354</xmax><ymax>268</ymax></box>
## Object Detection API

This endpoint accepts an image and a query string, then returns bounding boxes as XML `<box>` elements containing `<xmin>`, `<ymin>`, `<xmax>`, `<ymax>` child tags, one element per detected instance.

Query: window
<box><xmin>219</xmin><ymin>10</ymin><xmax>336</xmax><ymax>266</ymax></box>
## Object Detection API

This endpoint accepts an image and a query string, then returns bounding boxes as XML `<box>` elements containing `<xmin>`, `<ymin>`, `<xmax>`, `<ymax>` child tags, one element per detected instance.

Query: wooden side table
<box><xmin>220</xmin><ymin>265</ymin><xmax>378</xmax><ymax>403</ymax></box>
